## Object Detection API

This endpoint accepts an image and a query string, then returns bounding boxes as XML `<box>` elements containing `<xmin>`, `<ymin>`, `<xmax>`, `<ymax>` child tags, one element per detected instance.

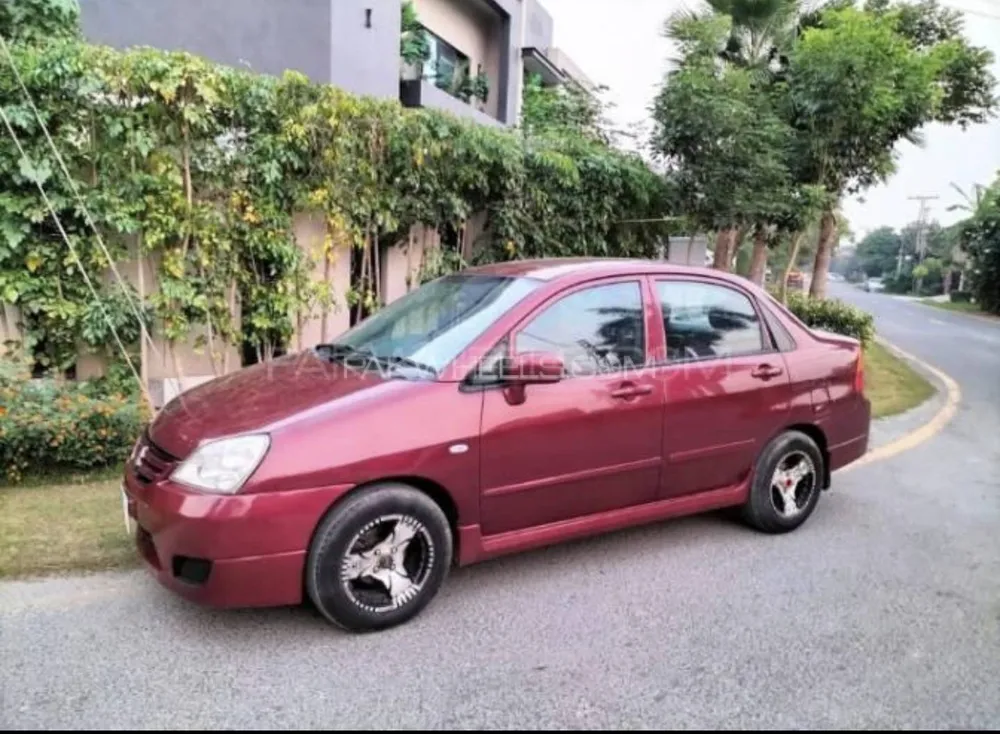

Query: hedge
<box><xmin>783</xmin><ymin>291</ymin><xmax>875</xmax><ymax>347</ymax></box>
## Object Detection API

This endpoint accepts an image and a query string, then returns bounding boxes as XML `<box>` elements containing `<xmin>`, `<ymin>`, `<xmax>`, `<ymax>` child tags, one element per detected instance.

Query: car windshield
<box><xmin>325</xmin><ymin>273</ymin><xmax>542</xmax><ymax>376</ymax></box>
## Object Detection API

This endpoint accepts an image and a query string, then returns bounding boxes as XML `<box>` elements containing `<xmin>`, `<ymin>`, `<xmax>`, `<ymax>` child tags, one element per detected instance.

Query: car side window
<box><xmin>656</xmin><ymin>280</ymin><xmax>765</xmax><ymax>362</ymax></box>
<box><xmin>514</xmin><ymin>281</ymin><xmax>646</xmax><ymax>376</ymax></box>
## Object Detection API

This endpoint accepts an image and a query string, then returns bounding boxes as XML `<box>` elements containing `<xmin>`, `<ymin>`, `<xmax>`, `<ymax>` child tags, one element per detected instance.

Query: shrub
<box><xmin>950</xmin><ymin>290</ymin><xmax>973</xmax><ymax>303</ymax></box>
<box><xmin>783</xmin><ymin>291</ymin><xmax>876</xmax><ymax>347</ymax></box>
<box><xmin>881</xmin><ymin>273</ymin><xmax>913</xmax><ymax>294</ymax></box>
<box><xmin>0</xmin><ymin>355</ymin><xmax>148</xmax><ymax>483</ymax></box>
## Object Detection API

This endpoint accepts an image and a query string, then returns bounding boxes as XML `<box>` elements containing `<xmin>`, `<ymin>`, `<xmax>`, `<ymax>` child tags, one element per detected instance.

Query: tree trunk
<box><xmin>809</xmin><ymin>209</ymin><xmax>838</xmax><ymax>299</ymax></box>
<box><xmin>779</xmin><ymin>231</ymin><xmax>806</xmax><ymax>303</ymax></box>
<box><xmin>732</xmin><ymin>224</ymin><xmax>749</xmax><ymax>271</ymax></box>
<box><xmin>748</xmin><ymin>226</ymin><xmax>769</xmax><ymax>286</ymax></box>
<box><xmin>712</xmin><ymin>228</ymin><xmax>736</xmax><ymax>271</ymax></box>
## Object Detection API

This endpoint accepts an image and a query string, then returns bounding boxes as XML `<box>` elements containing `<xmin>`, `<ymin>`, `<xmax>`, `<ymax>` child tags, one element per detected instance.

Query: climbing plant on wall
<box><xmin>0</xmin><ymin>1</ymin><xmax>675</xmax><ymax>379</ymax></box>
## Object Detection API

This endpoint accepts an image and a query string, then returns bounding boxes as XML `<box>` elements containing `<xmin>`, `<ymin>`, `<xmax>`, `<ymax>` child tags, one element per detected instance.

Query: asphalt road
<box><xmin>3</xmin><ymin>286</ymin><xmax>999</xmax><ymax>730</ymax></box>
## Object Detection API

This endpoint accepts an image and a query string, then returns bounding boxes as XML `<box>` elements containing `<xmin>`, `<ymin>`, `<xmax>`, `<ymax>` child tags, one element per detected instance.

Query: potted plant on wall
<box><xmin>399</xmin><ymin>0</ymin><xmax>430</xmax><ymax>81</ymax></box>
<box><xmin>456</xmin><ymin>65</ymin><xmax>489</xmax><ymax>110</ymax></box>
<box><xmin>471</xmin><ymin>68</ymin><xmax>490</xmax><ymax>111</ymax></box>
<box><xmin>453</xmin><ymin>61</ymin><xmax>474</xmax><ymax>102</ymax></box>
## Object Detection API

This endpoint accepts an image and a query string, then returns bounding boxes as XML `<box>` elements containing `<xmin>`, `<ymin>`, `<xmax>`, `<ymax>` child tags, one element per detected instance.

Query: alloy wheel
<box><xmin>769</xmin><ymin>451</ymin><xmax>817</xmax><ymax>520</ymax></box>
<box><xmin>339</xmin><ymin>514</ymin><xmax>435</xmax><ymax>613</ymax></box>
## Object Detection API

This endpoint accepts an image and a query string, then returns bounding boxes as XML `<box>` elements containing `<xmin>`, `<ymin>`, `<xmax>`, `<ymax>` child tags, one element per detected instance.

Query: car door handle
<box><xmin>610</xmin><ymin>382</ymin><xmax>653</xmax><ymax>399</ymax></box>
<box><xmin>750</xmin><ymin>363</ymin><xmax>783</xmax><ymax>380</ymax></box>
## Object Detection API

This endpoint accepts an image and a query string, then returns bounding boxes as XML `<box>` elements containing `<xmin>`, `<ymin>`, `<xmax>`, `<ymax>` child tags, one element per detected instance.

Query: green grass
<box><xmin>0</xmin><ymin>346</ymin><xmax>936</xmax><ymax>579</ymax></box>
<box><xmin>921</xmin><ymin>299</ymin><xmax>998</xmax><ymax>318</ymax></box>
<box><xmin>865</xmin><ymin>341</ymin><xmax>936</xmax><ymax>420</ymax></box>
<box><xmin>0</xmin><ymin>476</ymin><xmax>137</xmax><ymax>580</ymax></box>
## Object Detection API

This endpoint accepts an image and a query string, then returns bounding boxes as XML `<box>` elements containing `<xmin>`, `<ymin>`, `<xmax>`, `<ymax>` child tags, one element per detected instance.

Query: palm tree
<box><xmin>665</xmin><ymin>0</ymin><xmax>833</xmax><ymax>71</ymax></box>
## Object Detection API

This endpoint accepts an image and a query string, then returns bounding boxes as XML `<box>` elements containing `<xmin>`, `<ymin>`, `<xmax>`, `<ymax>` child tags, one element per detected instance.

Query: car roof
<box><xmin>463</xmin><ymin>257</ymin><xmax>752</xmax><ymax>288</ymax></box>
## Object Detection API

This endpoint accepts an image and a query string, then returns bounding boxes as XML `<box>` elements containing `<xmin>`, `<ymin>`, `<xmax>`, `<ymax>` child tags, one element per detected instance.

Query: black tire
<box><xmin>741</xmin><ymin>430</ymin><xmax>825</xmax><ymax>534</ymax></box>
<box><xmin>305</xmin><ymin>483</ymin><xmax>453</xmax><ymax>632</ymax></box>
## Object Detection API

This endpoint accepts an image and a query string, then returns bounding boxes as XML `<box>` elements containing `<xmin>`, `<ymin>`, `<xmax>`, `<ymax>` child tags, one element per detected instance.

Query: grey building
<box><xmin>79</xmin><ymin>0</ymin><xmax>592</xmax><ymax>128</ymax></box>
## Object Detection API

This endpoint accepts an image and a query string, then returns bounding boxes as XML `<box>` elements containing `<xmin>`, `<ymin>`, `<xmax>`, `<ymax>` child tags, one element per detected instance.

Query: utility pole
<box><xmin>898</xmin><ymin>194</ymin><xmax>939</xmax><ymax>276</ymax></box>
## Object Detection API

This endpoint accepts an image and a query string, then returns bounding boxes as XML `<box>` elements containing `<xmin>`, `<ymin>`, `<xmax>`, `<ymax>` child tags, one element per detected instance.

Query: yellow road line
<box><xmin>840</xmin><ymin>337</ymin><xmax>962</xmax><ymax>473</ymax></box>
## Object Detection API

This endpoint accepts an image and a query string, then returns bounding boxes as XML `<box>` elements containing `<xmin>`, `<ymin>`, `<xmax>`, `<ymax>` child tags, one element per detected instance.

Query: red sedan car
<box><xmin>121</xmin><ymin>258</ymin><xmax>870</xmax><ymax>632</ymax></box>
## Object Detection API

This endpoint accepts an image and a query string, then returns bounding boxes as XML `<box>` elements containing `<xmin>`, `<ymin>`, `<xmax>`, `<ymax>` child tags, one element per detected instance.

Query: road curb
<box><xmin>839</xmin><ymin>336</ymin><xmax>961</xmax><ymax>473</ymax></box>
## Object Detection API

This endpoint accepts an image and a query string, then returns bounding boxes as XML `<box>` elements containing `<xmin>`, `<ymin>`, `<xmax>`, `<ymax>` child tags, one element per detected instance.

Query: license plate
<box><xmin>121</xmin><ymin>485</ymin><xmax>133</xmax><ymax>536</ymax></box>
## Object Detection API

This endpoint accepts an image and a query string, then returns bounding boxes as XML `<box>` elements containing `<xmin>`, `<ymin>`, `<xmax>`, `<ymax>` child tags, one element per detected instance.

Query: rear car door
<box><xmin>651</xmin><ymin>277</ymin><xmax>793</xmax><ymax>499</ymax></box>
<box><xmin>477</xmin><ymin>277</ymin><xmax>665</xmax><ymax>536</ymax></box>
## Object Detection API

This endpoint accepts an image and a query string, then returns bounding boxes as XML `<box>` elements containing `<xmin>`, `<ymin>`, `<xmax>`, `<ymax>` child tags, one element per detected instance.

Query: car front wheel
<box><xmin>742</xmin><ymin>430</ymin><xmax>824</xmax><ymax>534</ymax></box>
<box><xmin>305</xmin><ymin>483</ymin><xmax>453</xmax><ymax>632</ymax></box>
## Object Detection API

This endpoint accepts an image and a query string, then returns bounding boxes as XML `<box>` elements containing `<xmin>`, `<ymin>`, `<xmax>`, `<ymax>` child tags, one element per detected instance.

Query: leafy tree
<box><xmin>659</xmin><ymin>0</ymin><xmax>845</xmax><ymax>284</ymax></box>
<box><xmin>781</xmin><ymin>3</ymin><xmax>996</xmax><ymax>299</ymax></box>
<box><xmin>957</xmin><ymin>172</ymin><xmax>1000</xmax><ymax>313</ymax></box>
<box><xmin>911</xmin><ymin>255</ymin><xmax>943</xmax><ymax>293</ymax></box>
<box><xmin>519</xmin><ymin>72</ymin><xmax>614</xmax><ymax>145</ymax></box>
<box><xmin>865</xmin><ymin>0</ymin><xmax>996</xmax><ymax>128</ymax></box>
<box><xmin>853</xmin><ymin>226</ymin><xmax>903</xmax><ymax>277</ymax></box>
<box><xmin>651</xmin><ymin>14</ymin><xmax>792</xmax><ymax>272</ymax></box>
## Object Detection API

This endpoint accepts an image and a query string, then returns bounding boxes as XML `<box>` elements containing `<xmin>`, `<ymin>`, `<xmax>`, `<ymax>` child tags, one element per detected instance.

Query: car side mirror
<box><xmin>501</xmin><ymin>351</ymin><xmax>564</xmax><ymax>384</ymax></box>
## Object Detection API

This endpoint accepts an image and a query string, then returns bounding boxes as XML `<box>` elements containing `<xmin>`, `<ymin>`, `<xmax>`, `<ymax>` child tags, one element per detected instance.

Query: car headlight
<box><xmin>170</xmin><ymin>434</ymin><xmax>271</xmax><ymax>494</ymax></box>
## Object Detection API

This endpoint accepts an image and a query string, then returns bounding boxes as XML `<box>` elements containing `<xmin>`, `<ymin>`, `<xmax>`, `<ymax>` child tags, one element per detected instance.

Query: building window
<box><xmin>423</xmin><ymin>28</ymin><xmax>469</xmax><ymax>92</ymax></box>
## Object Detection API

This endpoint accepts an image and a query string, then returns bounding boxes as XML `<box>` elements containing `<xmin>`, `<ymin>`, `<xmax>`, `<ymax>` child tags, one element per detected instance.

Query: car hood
<box><xmin>147</xmin><ymin>351</ymin><xmax>414</xmax><ymax>458</ymax></box>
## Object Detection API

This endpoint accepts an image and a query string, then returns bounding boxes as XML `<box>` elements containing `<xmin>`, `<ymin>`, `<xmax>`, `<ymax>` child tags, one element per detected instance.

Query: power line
<box><xmin>0</xmin><ymin>103</ymin><xmax>152</xmax><ymax>409</ymax></box>
<box><xmin>0</xmin><ymin>34</ymin><xmax>163</xmax><ymax>376</ymax></box>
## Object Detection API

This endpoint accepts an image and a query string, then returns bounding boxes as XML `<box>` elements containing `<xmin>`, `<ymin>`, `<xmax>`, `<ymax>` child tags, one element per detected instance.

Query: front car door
<box><xmin>476</xmin><ymin>277</ymin><xmax>665</xmax><ymax>536</ymax></box>
<box><xmin>651</xmin><ymin>277</ymin><xmax>792</xmax><ymax>499</ymax></box>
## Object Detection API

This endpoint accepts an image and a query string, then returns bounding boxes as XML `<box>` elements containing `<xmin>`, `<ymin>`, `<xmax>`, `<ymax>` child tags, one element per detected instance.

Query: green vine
<box><xmin>0</xmin><ymin>3</ymin><xmax>674</xmax><ymax>378</ymax></box>
<box><xmin>400</xmin><ymin>1</ymin><xmax>431</xmax><ymax>68</ymax></box>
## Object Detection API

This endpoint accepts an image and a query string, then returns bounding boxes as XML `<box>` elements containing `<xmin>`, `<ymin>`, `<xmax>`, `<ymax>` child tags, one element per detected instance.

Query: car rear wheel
<box><xmin>305</xmin><ymin>483</ymin><xmax>453</xmax><ymax>632</ymax></box>
<box><xmin>741</xmin><ymin>430</ymin><xmax>824</xmax><ymax>534</ymax></box>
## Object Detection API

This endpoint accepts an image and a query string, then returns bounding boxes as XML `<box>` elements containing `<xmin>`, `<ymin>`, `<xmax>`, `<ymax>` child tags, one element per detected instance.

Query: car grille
<box><xmin>131</xmin><ymin>432</ymin><xmax>178</xmax><ymax>485</ymax></box>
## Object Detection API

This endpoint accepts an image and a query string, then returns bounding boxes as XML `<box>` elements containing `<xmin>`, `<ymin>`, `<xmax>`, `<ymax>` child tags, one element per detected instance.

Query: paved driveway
<box><xmin>3</xmin><ymin>287</ymin><xmax>999</xmax><ymax>730</ymax></box>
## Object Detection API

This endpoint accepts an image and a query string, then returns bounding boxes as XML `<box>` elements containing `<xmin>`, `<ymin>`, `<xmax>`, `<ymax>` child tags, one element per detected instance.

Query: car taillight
<box><xmin>854</xmin><ymin>350</ymin><xmax>865</xmax><ymax>394</ymax></box>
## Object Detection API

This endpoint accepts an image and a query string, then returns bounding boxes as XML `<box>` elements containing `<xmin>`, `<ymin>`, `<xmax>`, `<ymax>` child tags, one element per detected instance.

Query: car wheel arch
<box><xmin>304</xmin><ymin>475</ymin><xmax>461</xmax><ymax>563</ymax></box>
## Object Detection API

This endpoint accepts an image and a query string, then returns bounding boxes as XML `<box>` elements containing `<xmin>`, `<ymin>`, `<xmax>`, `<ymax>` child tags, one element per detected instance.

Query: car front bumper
<box><xmin>122</xmin><ymin>471</ymin><xmax>353</xmax><ymax>609</ymax></box>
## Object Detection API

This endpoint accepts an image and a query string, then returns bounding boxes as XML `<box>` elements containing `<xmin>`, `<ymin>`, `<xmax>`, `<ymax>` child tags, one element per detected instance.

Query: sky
<box><xmin>539</xmin><ymin>0</ymin><xmax>1000</xmax><ymax>240</ymax></box>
